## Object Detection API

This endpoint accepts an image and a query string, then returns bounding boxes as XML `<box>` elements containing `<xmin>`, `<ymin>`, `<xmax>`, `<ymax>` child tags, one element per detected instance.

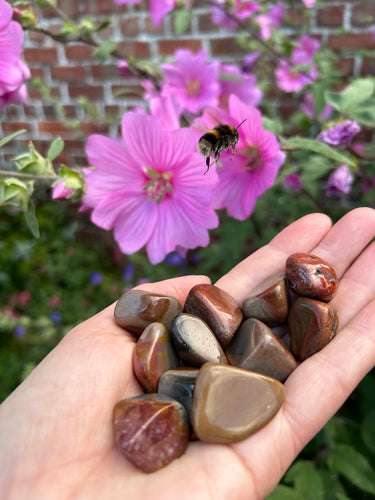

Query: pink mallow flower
<box><xmin>52</xmin><ymin>180</ymin><xmax>74</xmax><ymax>200</ymax></box>
<box><xmin>211</xmin><ymin>0</ymin><xmax>259</xmax><ymax>30</ymax></box>
<box><xmin>283</xmin><ymin>172</ymin><xmax>303</xmax><ymax>191</ymax></box>
<box><xmin>318</xmin><ymin>120</ymin><xmax>361</xmax><ymax>148</ymax></box>
<box><xmin>192</xmin><ymin>95</ymin><xmax>285</xmax><ymax>220</ymax></box>
<box><xmin>275</xmin><ymin>35</ymin><xmax>319</xmax><ymax>93</ymax></box>
<box><xmin>150</xmin><ymin>0</ymin><xmax>177</xmax><ymax>26</ymax></box>
<box><xmin>219</xmin><ymin>63</ymin><xmax>262</xmax><ymax>108</ymax></box>
<box><xmin>301</xmin><ymin>0</ymin><xmax>315</xmax><ymax>7</ymax></box>
<box><xmin>255</xmin><ymin>5</ymin><xmax>284</xmax><ymax>40</ymax></box>
<box><xmin>326</xmin><ymin>165</ymin><xmax>353</xmax><ymax>196</ymax></box>
<box><xmin>0</xmin><ymin>0</ymin><xmax>30</xmax><ymax>110</ymax></box>
<box><xmin>83</xmin><ymin>112</ymin><xmax>219</xmax><ymax>264</ymax></box>
<box><xmin>161</xmin><ymin>49</ymin><xmax>220</xmax><ymax>114</ymax></box>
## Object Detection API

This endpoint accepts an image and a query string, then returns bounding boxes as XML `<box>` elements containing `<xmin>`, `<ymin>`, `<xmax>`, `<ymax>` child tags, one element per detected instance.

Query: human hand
<box><xmin>1</xmin><ymin>207</ymin><xmax>375</xmax><ymax>500</ymax></box>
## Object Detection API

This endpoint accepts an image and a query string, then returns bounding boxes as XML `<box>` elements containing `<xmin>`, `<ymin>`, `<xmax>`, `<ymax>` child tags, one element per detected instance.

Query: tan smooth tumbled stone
<box><xmin>192</xmin><ymin>363</ymin><xmax>285</xmax><ymax>444</ymax></box>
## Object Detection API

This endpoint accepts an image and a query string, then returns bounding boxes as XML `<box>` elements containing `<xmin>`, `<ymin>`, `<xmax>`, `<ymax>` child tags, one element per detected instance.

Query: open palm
<box><xmin>1</xmin><ymin>207</ymin><xmax>375</xmax><ymax>500</ymax></box>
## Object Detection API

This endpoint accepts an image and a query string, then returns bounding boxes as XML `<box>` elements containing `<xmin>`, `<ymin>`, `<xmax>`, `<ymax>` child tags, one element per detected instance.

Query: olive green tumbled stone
<box><xmin>192</xmin><ymin>363</ymin><xmax>285</xmax><ymax>444</ymax></box>
<box><xmin>242</xmin><ymin>273</ymin><xmax>289</xmax><ymax>326</ymax></box>
<box><xmin>225</xmin><ymin>318</ymin><xmax>297</xmax><ymax>382</ymax></box>
<box><xmin>114</xmin><ymin>290</ymin><xmax>182</xmax><ymax>336</ymax></box>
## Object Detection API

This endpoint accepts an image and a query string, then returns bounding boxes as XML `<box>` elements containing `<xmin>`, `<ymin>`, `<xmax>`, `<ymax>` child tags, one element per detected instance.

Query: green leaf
<box><xmin>348</xmin><ymin>99</ymin><xmax>375</xmax><ymax>127</ymax></box>
<box><xmin>361</xmin><ymin>409</ymin><xmax>375</xmax><ymax>455</ymax></box>
<box><xmin>284</xmin><ymin>461</ymin><xmax>324</xmax><ymax>500</ymax></box>
<box><xmin>262</xmin><ymin>117</ymin><xmax>283</xmax><ymax>135</ymax></box>
<box><xmin>327</xmin><ymin>444</ymin><xmax>375</xmax><ymax>494</ymax></box>
<box><xmin>96</xmin><ymin>20</ymin><xmax>111</xmax><ymax>32</ymax></box>
<box><xmin>281</xmin><ymin>137</ymin><xmax>356</xmax><ymax>168</ymax></box>
<box><xmin>324</xmin><ymin>79</ymin><xmax>375</xmax><ymax>113</ymax></box>
<box><xmin>93</xmin><ymin>40</ymin><xmax>117</xmax><ymax>61</ymax></box>
<box><xmin>0</xmin><ymin>129</ymin><xmax>27</xmax><ymax>148</ymax></box>
<box><xmin>24</xmin><ymin>200</ymin><xmax>40</xmax><ymax>238</ymax></box>
<box><xmin>173</xmin><ymin>9</ymin><xmax>191</xmax><ymax>36</ymax></box>
<box><xmin>47</xmin><ymin>138</ymin><xmax>64</xmax><ymax>162</ymax></box>
<box><xmin>266</xmin><ymin>485</ymin><xmax>300</xmax><ymax>500</ymax></box>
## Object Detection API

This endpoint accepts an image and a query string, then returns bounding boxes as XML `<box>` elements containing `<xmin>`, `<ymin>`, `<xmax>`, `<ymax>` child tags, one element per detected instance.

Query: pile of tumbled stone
<box><xmin>112</xmin><ymin>252</ymin><xmax>338</xmax><ymax>473</ymax></box>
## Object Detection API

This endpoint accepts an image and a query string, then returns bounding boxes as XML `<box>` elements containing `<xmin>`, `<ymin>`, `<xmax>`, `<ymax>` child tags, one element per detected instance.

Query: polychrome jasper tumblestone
<box><xmin>226</xmin><ymin>318</ymin><xmax>297</xmax><ymax>383</ymax></box>
<box><xmin>114</xmin><ymin>290</ymin><xmax>182</xmax><ymax>336</ymax></box>
<box><xmin>184</xmin><ymin>284</ymin><xmax>243</xmax><ymax>347</ymax></box>
<box><xmin>288</xmin><ymin>297</ymin><xmax>339</xmax><ymax>361</ymax></box>
<box><xmin>171</xmin><ymin>313</ymin><xmax>228</xmax><ymax>367</ymax></box>
<box><xmin>113</xmin><ymin>394</ymin><xmax>189</xmax><ymax>473</ymax></box>
<box><xmin>133</xmin><ymin>322</ymin><xmax>179</xmax><ymax>393</ymax></box>
<box><xmin>285</xmin><ymin>253</ymin><xmax>338</xmax><ymax>302</ymax></box>
<box><xmin>242</xmin><ymin>273</ymin><xmax>289</xmax><ymax>326</ymax></box>
<box><xmin>158</xmin><ymin>367</ymin><xmax>199</xmax><ymax>423</ymax></box>
<box><xmin>192</xmin><ymin>363</ymin><xmax>285</xmax><ymax>443</ymax></box>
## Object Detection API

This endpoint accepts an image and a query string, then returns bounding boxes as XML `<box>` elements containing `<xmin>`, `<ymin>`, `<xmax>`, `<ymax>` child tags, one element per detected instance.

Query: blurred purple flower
<box><xmin>219</xmin><ymin>63</ymin><xmax>262</xmax><ymax>108</ymax></box>
<box><xmin>84</xmin><ymin>112</ymin><xmax>219</xmax><ymax>264</ymax></box>
<box><xmin>161</xmin><ymin>49</ymin><xmax>220</xmax><ymax>114</ymax></box>
<box><xmin>318</xmin><ymin>120</ymin><xmax>360</xmax><ymax>148</ymax></box>
<box><xmin>326</xmin><ymin>165</ymin><xmax>354</xmax><ymax>196</ymax></box>
<box><xmin>117</xmin><ymin>60</ymin><xmax>130</xmax><ymax>77</ymax></box>
<box><xmin>122</xmin><ymin>263</ymin><xmax>134</xmax><ymax>281</ymax></box>
<box><xmin>165</xmin><ymin>251</ymin><xmax>186</xmax><ymax>266</ymax></box>
<box><xmin>192</xmin><ymin>95</ymin><xmax>285</xmax><ymax>220</ymax></box>
<box><xmin>300</xmin><ymin>93</ymin><xmax>333</xmax><ymax>120</ymax></box>
<box><xmin>361</xmin><ymin>175</ymin><xmax>375</xmax><ymax>194</ymax></box>
<box><xmin>90</xmin><ymin>271</ymin><xmax>103</xmax><ymax>286</ymax></box>
<box><xmin>283</xmin><ymin>173</ymin><xmax>303</xmax><ymax>191</ymax></box>
<box><xmin>0</xmin><ymin>0</ymin><xmax>30</xmax><ymax>110</ymax></box>
<box><xmin>14</xmin><ymin>325</ymin><xmax>26</xmax><ymax>337</ymax></box>
<box><xmin>50</xmin><ymin>311</ymin><xmax>62</xmax><ymax>324</ymax></box>
<box><xmin>137</xmin><ymin>278</ymin><xmax>150</xmax><ymax>285</ymax></box>
<box><xmin>241</xmin><ymin>52</ymin><xmax>260</xmax><ymax>73</ymax></box>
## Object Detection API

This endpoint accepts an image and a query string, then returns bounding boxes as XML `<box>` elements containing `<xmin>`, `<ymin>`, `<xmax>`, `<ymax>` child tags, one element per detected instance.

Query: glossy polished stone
<box><xmin>184</xmin><ymin>284</ymin><xmax>243</xmax><ymax>348</ymax></box>
<box><xmin>288</xmin><ymin>297</ymin><xmax>339</xmax><ymax>361</ymax></box>
<box><xmin>285</xmin><ymin>253</ymin><xmax>338</xmax><ymax>302</ymax></box>
<box><xmin>242</xmin><ymin>273</ymin><xmax>289</xmax><ymax>326</ymax></box>
<box><xmin>171</xmin><ymin>313</ymin><xmax>228</xmax><ymax>367</ymax></box>
<box><xmin>113</xmin><ymin>394</ymin><xmax>189</xmax><ymax>473</ymax></box>
<box><xmin>158</xmin><ymin>367</ymin><xmax>199</xmax><ymax>423</ymax></box>
<box><xmin>133</xmin><ymin>322</ymin><xmax>180</xmax><ymax>393</ymax></box>
<box><xmin>192</xmin><ymin>363</ymin><xmax>285</xmax><ymax>443</ymax></box>
<box><xmin>114</xmin><ymin>290</ymin><xmax>182</xmax><ymax>336</ymax></box>
<box><xmin>226</xmin><ymin>318</ymin><xmax>297</xmax><ymax>382</ymax></box>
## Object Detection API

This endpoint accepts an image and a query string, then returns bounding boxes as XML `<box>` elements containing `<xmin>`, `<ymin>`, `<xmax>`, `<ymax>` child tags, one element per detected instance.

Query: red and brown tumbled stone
<box><xmin>192</xmin><ymin>363</ymin><xmax>285</xmax><ymax>444</ymax></box>
<box><xmin>225</xmin><ymin>318</ymin><xmax>298</xmax><ymax>383</ymax></box>
<box><xmin>288</xmin><ymin>297</ymin><xmax>339</xmax><ymax>361</ymax></box>
<box><xmin>113</xmin><ymin>394</ymin><xmax>189</xmax><ymax>473</ymax></box>
<box><xmin>114</xmin><ymin>290</ymin><xmax>182</xmax><ymax>336</ymax></box>
<box><xmin>242</xmin><ymin>273</ymin><xmax>289</xmax><ymax>326</ymax></box>
<box><xmin>285</xmin><ymin>253</ymin><xmax>338</xmax><ymax>302</ymax></box>
<box><xmin>183</xmin><ymin>284</ymin><xmax>243</xmax><ymax>348</ymax></box>
<box><xmin>132</xmin><ymin>322</ymin><xmax>180</xmax><ymax>393</ymax></box>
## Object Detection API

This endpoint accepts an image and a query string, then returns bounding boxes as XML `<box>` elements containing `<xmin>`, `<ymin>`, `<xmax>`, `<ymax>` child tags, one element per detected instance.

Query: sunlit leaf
<box><xmin>281</xmin><ymin>137</ymin><xmax>356</xmax><ymax>167</ymax></box>
<box><xmin>0</xmin><ymin>130</ymin><xmax>27</xmax><ymax>148</ymax></box>
<box><xmin>47</xmin><ymin>138</ymin><xmax>64</xmax><ymax>162</ymax></box>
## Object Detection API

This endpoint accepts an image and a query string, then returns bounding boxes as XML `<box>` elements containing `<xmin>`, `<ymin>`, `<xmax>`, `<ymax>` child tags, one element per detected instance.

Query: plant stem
<box><xmin>0</xmin><ymin>170</ymin><xmax>57</xmax><ymax>181</ymax></box>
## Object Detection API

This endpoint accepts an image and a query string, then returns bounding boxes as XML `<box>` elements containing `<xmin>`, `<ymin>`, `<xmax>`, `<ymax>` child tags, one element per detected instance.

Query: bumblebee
<box><xmin>198</xmin><ymin>119</ymin><xmax>247</xmax><ymax>174</ymax></box>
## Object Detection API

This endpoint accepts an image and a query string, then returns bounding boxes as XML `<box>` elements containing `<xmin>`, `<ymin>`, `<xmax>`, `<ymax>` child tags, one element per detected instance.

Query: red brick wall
<box><xmin>1</xmin><ymin>0</ymin><xmax>374</xmax><ymax>167</ymax></box>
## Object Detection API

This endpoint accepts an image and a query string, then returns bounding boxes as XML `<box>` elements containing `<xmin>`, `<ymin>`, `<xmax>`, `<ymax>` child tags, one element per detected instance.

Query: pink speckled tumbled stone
<box><xmin>113</xmin><ymin>394</ymin><xmax>189</xmax><ymax>473</ymax></box>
